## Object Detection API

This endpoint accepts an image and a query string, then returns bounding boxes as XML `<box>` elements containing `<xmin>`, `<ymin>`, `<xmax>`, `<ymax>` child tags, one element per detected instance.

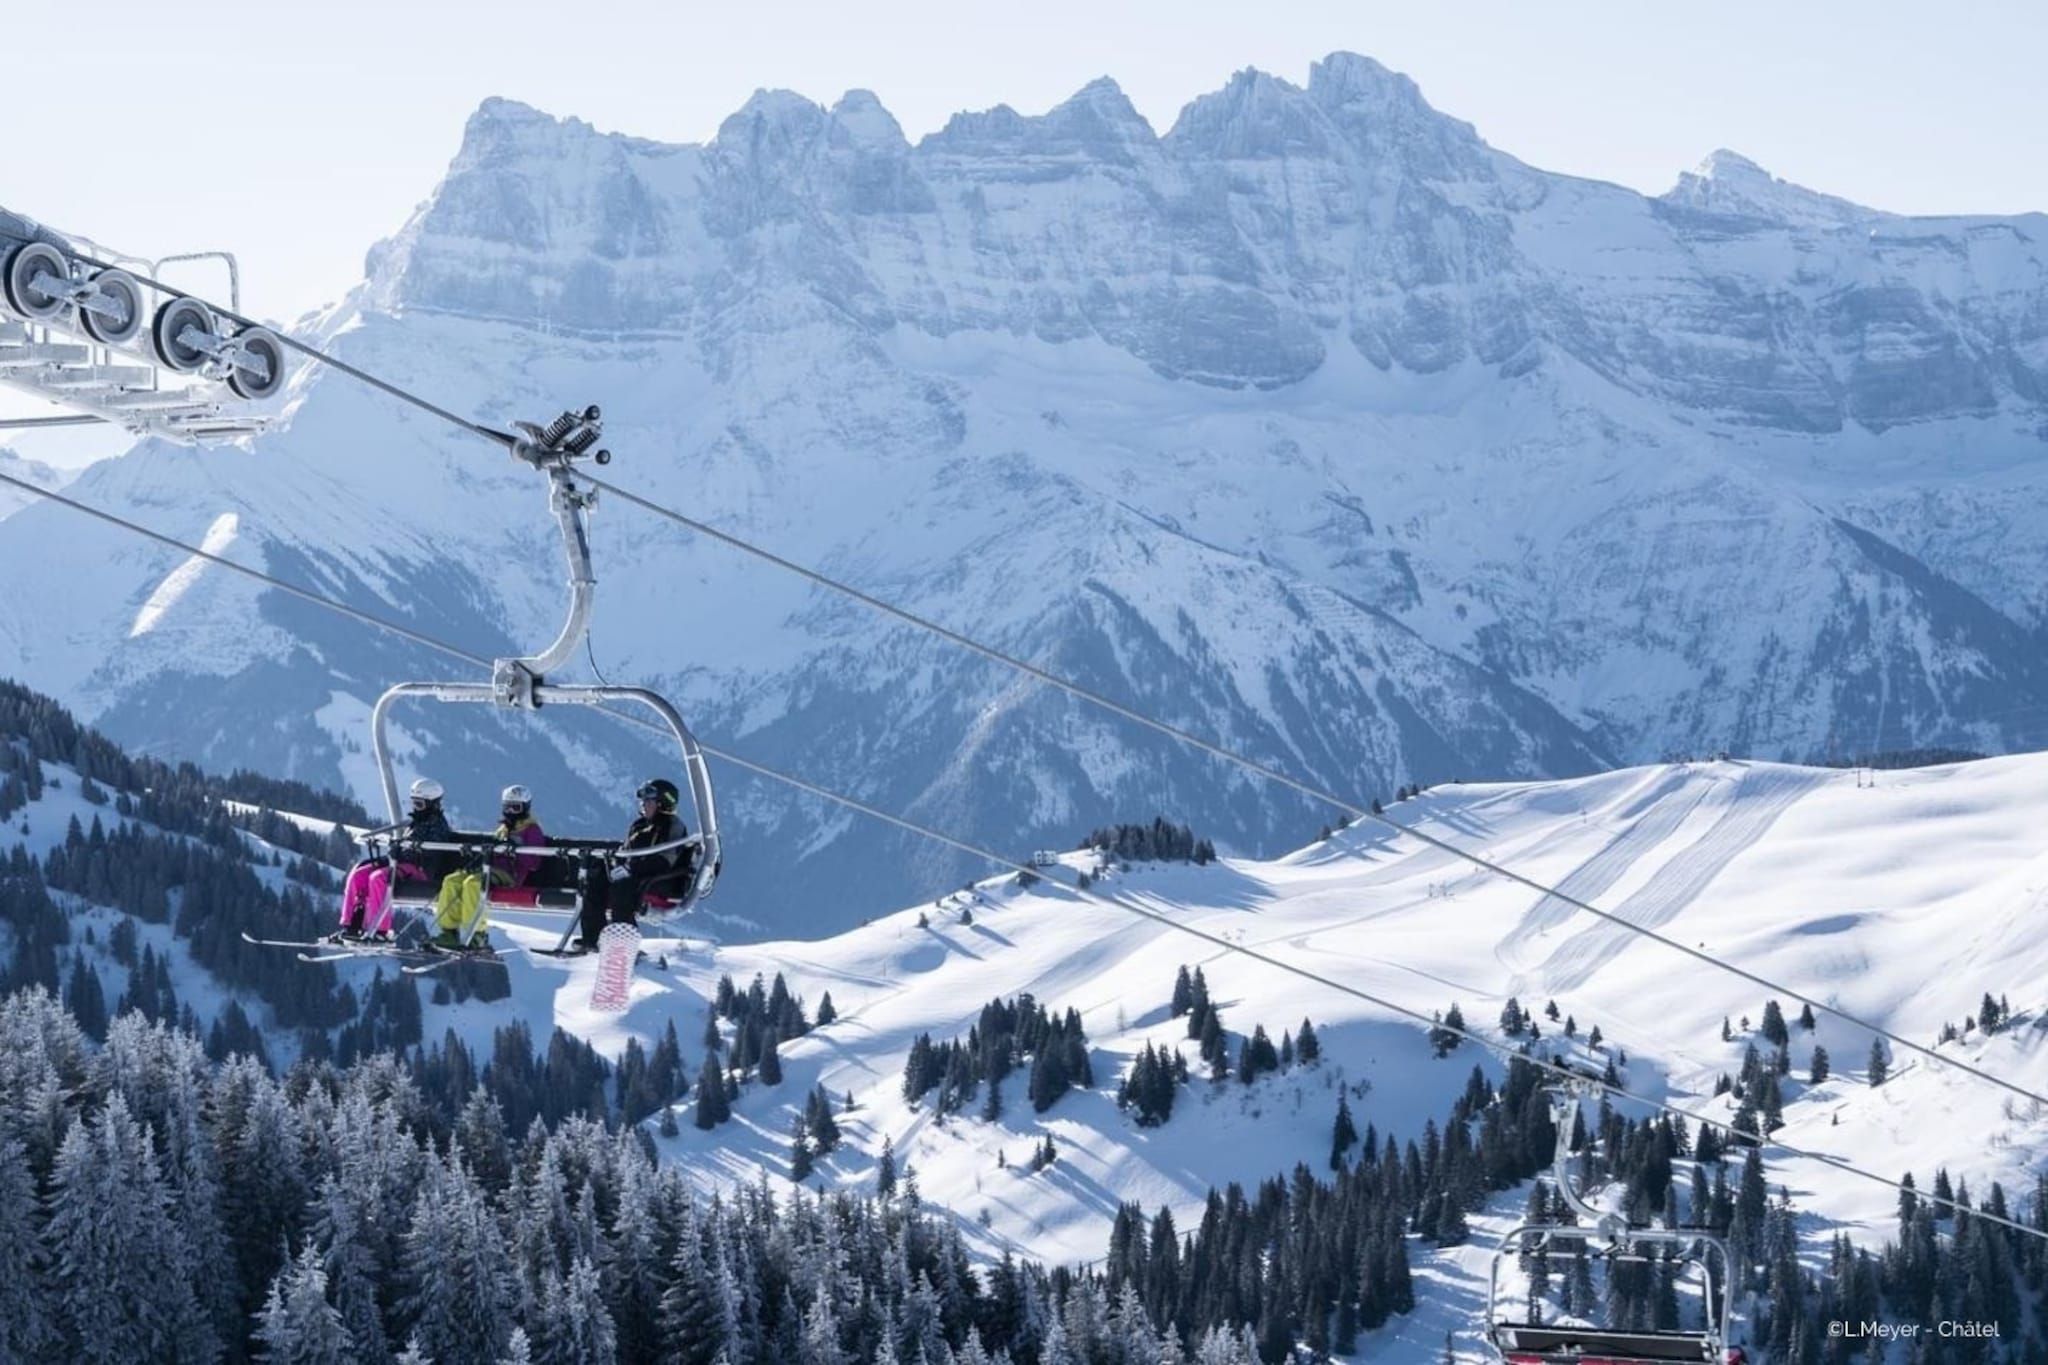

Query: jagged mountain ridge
<box><xmin>0</xmin><ymin>53</ymin><xmax>2044</xmax><ymax>934</ymax></box>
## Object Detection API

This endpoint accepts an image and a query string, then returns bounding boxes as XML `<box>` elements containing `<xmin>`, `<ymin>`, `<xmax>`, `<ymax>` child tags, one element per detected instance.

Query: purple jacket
<box><xmin>491</xmin><ymin>816</ymin><xmax>548</xmax><ymax>886</ymax></box>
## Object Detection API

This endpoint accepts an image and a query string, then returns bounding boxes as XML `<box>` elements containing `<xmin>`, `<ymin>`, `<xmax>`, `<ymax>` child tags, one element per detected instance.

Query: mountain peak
<box><xmin>1043</xmin><ymin>76</ymin><xmax>1156</xmax><ymax>151</ymax></box>
<box><xmin>1662</xmin><ymin>148</ymin><xmax>1877</xmax><ymax>227</ymax></box>
<box><xmin>1306</xmin><ymin>51</ymin><xmax>1422</xmax><ymax>110</ymax></box>
<box><xmin>1165</xmin><ymin>66</ymin><xmax>1331</xmax><ymax>159</ymax></box>
<box><xmin>458</xmin><ymin>97</ymin><xmax>570</xmax><ymax>152</ymax></box>
<box><xmin>1053</xmin><ymin>77</ymin><xmax>1146</xmax><ymax>123</ymax></box>
<box><xmin>921</xmin><ymin>79</ymin><xmax>1155</xmax><ymax>164</ymax></box>
<box><xmin>724</xmin><ymin>87</ymin><xmax>828</xmax><ymax>134</ymax></box>
<box><xmin>829</xmin><ymin>89</ymin><xmax>910</xmax><ymax>151</ymax></box>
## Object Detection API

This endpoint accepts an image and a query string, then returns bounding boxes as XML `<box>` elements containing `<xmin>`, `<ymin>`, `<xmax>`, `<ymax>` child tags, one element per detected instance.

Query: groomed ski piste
<box><xmin>10</xmin><ymin>747</ymin><xmax>2048</xmax><ymax>1359</ymax></box>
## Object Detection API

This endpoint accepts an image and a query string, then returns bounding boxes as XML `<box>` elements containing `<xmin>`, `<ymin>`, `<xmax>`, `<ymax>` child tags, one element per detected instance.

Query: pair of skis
<box><xmin>239</xmin><ymin>931</ymin><xmax>502</xmax><ymax>976</ymax></box>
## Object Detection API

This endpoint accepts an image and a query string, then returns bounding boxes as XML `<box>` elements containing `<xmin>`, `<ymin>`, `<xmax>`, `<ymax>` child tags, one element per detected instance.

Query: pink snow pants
<box><xmin>338</xmin><ymin>860</ymin><xmax>425</xmax><ymax>935</ymax></box>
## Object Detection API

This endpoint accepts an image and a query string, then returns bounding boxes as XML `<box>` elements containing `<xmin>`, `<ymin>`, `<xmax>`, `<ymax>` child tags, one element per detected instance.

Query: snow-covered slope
<box><xmin>384</xmin><ymin>750</ymin><xmax>2048</xmax><ymax>1297</ymax></box>
<box><xmin>0</xmin><ymin>447</ymin><xmax>68</xmax><ymax>521</ymax></box>
<box><xmin>1</xmin><ymin>54</ymin><xmax>2045</xmax><ymax>934</ymax></box>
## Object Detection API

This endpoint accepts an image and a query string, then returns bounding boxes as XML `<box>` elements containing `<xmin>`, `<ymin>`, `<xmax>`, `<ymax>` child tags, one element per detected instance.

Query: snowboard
<box><xmin>590</xmin><ymin>922</ymin><xmax>641</xmax><ymax>1011</ymax></box>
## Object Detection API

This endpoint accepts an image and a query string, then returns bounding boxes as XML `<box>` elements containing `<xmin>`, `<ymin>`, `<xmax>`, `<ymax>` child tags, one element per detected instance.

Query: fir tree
<box><xmin>1867</xmin><ymin>1038</ymin><xmax>1889</xmax><ymax>1087</ymax></box>
<box><xmin>1296</xmin><ymin>1017</ymin><xmax>1321</xmax><ymax>1063</ymax></box>
<box><xmin>693</xmin><ymin>1053</ymin><xmax>730</xmax><ymax>1129</ymax></box>
<box><xmin>255</xmin><ymin>1245</ymin><xmax>356</xmax><ymax>1364</ymax></box>
<box><xmin>45</xmin><ymin>1093</ymin><xmax>213</xmax><ymax>1364</ymax></box>
<box><xmin>1760</xmin><ymin>1000</ymin><xmax>1789</xmax><ymax>1048</ymax></box>
<box><xmin>533</xmin><ymin>1255</ymin><xmax>618</xmax><ymax>1365</ymax></box>
<box><xmin>876</xmin><ymin>1137</ymin><xmax>898</xmax><ymax>1197</ymax></box>
<box><xmin>0</xmin><ymin>1134</ymin><xmax>51</xmax><ymax>1360</ymax></box>
<box><xmin>1331</xmin><ymin>1094</ymin><xmax>1359</xmax><ymax>1170</ymax></box>
<box><xmin>1809</xmin><ymin>1046</ymin><xmax>1830</xmax><ymax>1085</ymax></box>
<box><xmin>790</xmin><ymin>1114</ymin><xmax>815</xmax><ymax>1183</ymax></box>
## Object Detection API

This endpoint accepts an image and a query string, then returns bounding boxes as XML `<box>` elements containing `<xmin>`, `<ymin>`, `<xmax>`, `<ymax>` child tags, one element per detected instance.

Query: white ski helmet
<box><xmin>501</xmin><ymin>784</ymin><xmax>533</xmax><ymax>808</ymax></box>
<box><xmin>409</xmin><ymin>777</ymin><xmax>445</xmax><ymax>803</ymax></box>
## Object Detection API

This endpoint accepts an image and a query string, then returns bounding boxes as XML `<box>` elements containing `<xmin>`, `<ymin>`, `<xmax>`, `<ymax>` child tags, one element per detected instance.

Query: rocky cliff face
<box><xmin>0</xmin><ymin>53</ymin><xmax>2043</xmax><ymax>935</ymax></box>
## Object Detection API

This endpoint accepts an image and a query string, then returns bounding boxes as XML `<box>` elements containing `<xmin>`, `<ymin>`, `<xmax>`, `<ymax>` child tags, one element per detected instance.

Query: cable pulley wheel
<box><xmin>226</xmin><ymin>327</ymin><xmax>286</xmax><ymax>400</ymax></box>
<box><xmin>78</xmin><ymin>269</ymin><xmax>145</xmax><ymax>346</ymax></box>
<box><xmin>3</xmin><ymin>242</ymin><xmax>71</xmax><ymax>322</ymax></box>
<box><xmin>152</xmin><ymin>296</ymin><xmax>217</xmax><ymax>372</ymax></box>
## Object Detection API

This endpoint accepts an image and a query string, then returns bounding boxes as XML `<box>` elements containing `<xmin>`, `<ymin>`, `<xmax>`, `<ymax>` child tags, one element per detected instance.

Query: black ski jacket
<box><xmin>617</xmin><ymin>811</ymin><xmax>687</xmax><ymax>881</ymax></box>
<box><xmin>402</xmin><ymin>807</ymin><xmax>459</xmax><ymax>880</ymax></box>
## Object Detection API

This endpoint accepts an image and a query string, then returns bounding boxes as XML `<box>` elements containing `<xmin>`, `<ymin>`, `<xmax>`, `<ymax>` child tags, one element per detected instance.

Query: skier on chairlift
<box><xmin>330</xmin><ymin>777</ymin><xmax>454</xmax><ymax>944</ymax></box>
<box><xmin>570</xmin><ymin>778</ymin><xmax>692</xmax><ymax>954</ymax></box>
<box><xmin>430</xmin><ymin>784</ymin><xmax>548</xmax><ymax>949</ymax></box>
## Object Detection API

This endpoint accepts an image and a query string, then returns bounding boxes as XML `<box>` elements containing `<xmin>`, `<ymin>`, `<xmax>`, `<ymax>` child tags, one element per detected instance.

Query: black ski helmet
<box><xmin>636</xmin><ymin>778</ymin><xmax>680</xmax><ymax>813</ymax></box>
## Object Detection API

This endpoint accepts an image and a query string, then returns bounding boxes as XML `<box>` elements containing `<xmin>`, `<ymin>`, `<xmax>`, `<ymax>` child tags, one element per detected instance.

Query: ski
<box><xmin>246</xmin><ymin>929</ymin><xmax>502</xmax><ymax>970</ymax></box>
<box><xmin>411</xmin><ymin>940</ymin><xmax>505</xmax><ymax>970</ymax></box>
<box><xmin>243</xmin><ymin>931</ymin><xmax>360</xmax><ymax>951</ymax></box>
<box><xmin>244</xmin><ymin>930</ymin><xmax>419</xmax><ymax>957</ymax></box>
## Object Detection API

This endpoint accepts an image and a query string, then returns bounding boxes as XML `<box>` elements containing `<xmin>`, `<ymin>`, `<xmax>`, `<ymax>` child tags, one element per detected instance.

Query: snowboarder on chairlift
<box><xmin>430</xmin><ymin>784</ymin><xmax>548</xmax><ymax>949</ymax></box>
<box><xmin>331</xmin><ymin>777</ymin><xmax>454</xmax><ymax>943</ymax></box>
<box><xmin>572</xmin><ymin>777</ymin><xmax>691</xmax><ymax>953</ymax></box>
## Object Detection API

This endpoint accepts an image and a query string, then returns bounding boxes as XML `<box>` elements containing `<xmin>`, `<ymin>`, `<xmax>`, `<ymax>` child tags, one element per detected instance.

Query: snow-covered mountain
<box><xmin>0</xmin><ymin>447</ymin><xmax>68</xmax><ymax>521</ymax></box>
<box><xmin>2</xmin><ymin>53</ymin><xmax>2046</xmax><ymax>934</ymax></box>
<box><xmin>289</xmin><ymin>750</ymin><xmax>2048</xmax><ymax>1347</ymax></box>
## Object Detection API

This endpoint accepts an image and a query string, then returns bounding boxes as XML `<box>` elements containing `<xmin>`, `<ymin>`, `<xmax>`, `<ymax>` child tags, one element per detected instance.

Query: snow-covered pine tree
<box><xmin>400</xmin><ymin>1163</ymin><xmax>511</xmax><ymax>1364</ymax></box>
<box><xmin>876</xmin><ymin>1136</ymin><xmax>898</xmax><ymax>1197</ymax></box>
<box><xmin>694</xmin><ymin>1052</ymin><xmax>730</xmax><ymax>1129</ymax></box>
<box><xmin>43</xmin><ymin>1092</ymin><xmax>212</xmax><ymax>1364</ymax></box>
<box><xmin>255</xmin><ymin>1244</ymin><xmax>356</xmax><ymax>1364</ymax></box>
<box><xmin>0</xmin><ymin>1133</ymin><xmax>51</xmax><ymax>1360</ymax></box>
<box><xmin>790</xmin><ymin>1114</ymin><xmax>815</xmax><ymax>1182</ymax></box>
<box><xmin>1760</xmin><ymin>1000</ymin><xmax>1788</xmax><ymax>1047</ymax></box>
<box><xmin>533</xmin><ymin>1254</ymin><xmax>618</xmax><ymax>1365</ymax></box>
<box><xmin>1330</xmin><ymin>1095</ymin><xmax>1359</xmax><ymax>1170</ymax></box>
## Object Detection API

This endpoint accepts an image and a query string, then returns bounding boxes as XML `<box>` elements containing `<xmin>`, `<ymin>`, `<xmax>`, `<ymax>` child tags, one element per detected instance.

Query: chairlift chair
<box><xmin>363</xmin><ymin>406</ymin><xmax>721</xmax><ymax>934</ymax></box>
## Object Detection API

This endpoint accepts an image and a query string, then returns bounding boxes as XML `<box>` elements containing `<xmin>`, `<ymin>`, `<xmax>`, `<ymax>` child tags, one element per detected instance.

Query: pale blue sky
<box><xmin>6</xmin><ymin>0</ymin><xmax>2044</xmax><ymax>464</ymax></box>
